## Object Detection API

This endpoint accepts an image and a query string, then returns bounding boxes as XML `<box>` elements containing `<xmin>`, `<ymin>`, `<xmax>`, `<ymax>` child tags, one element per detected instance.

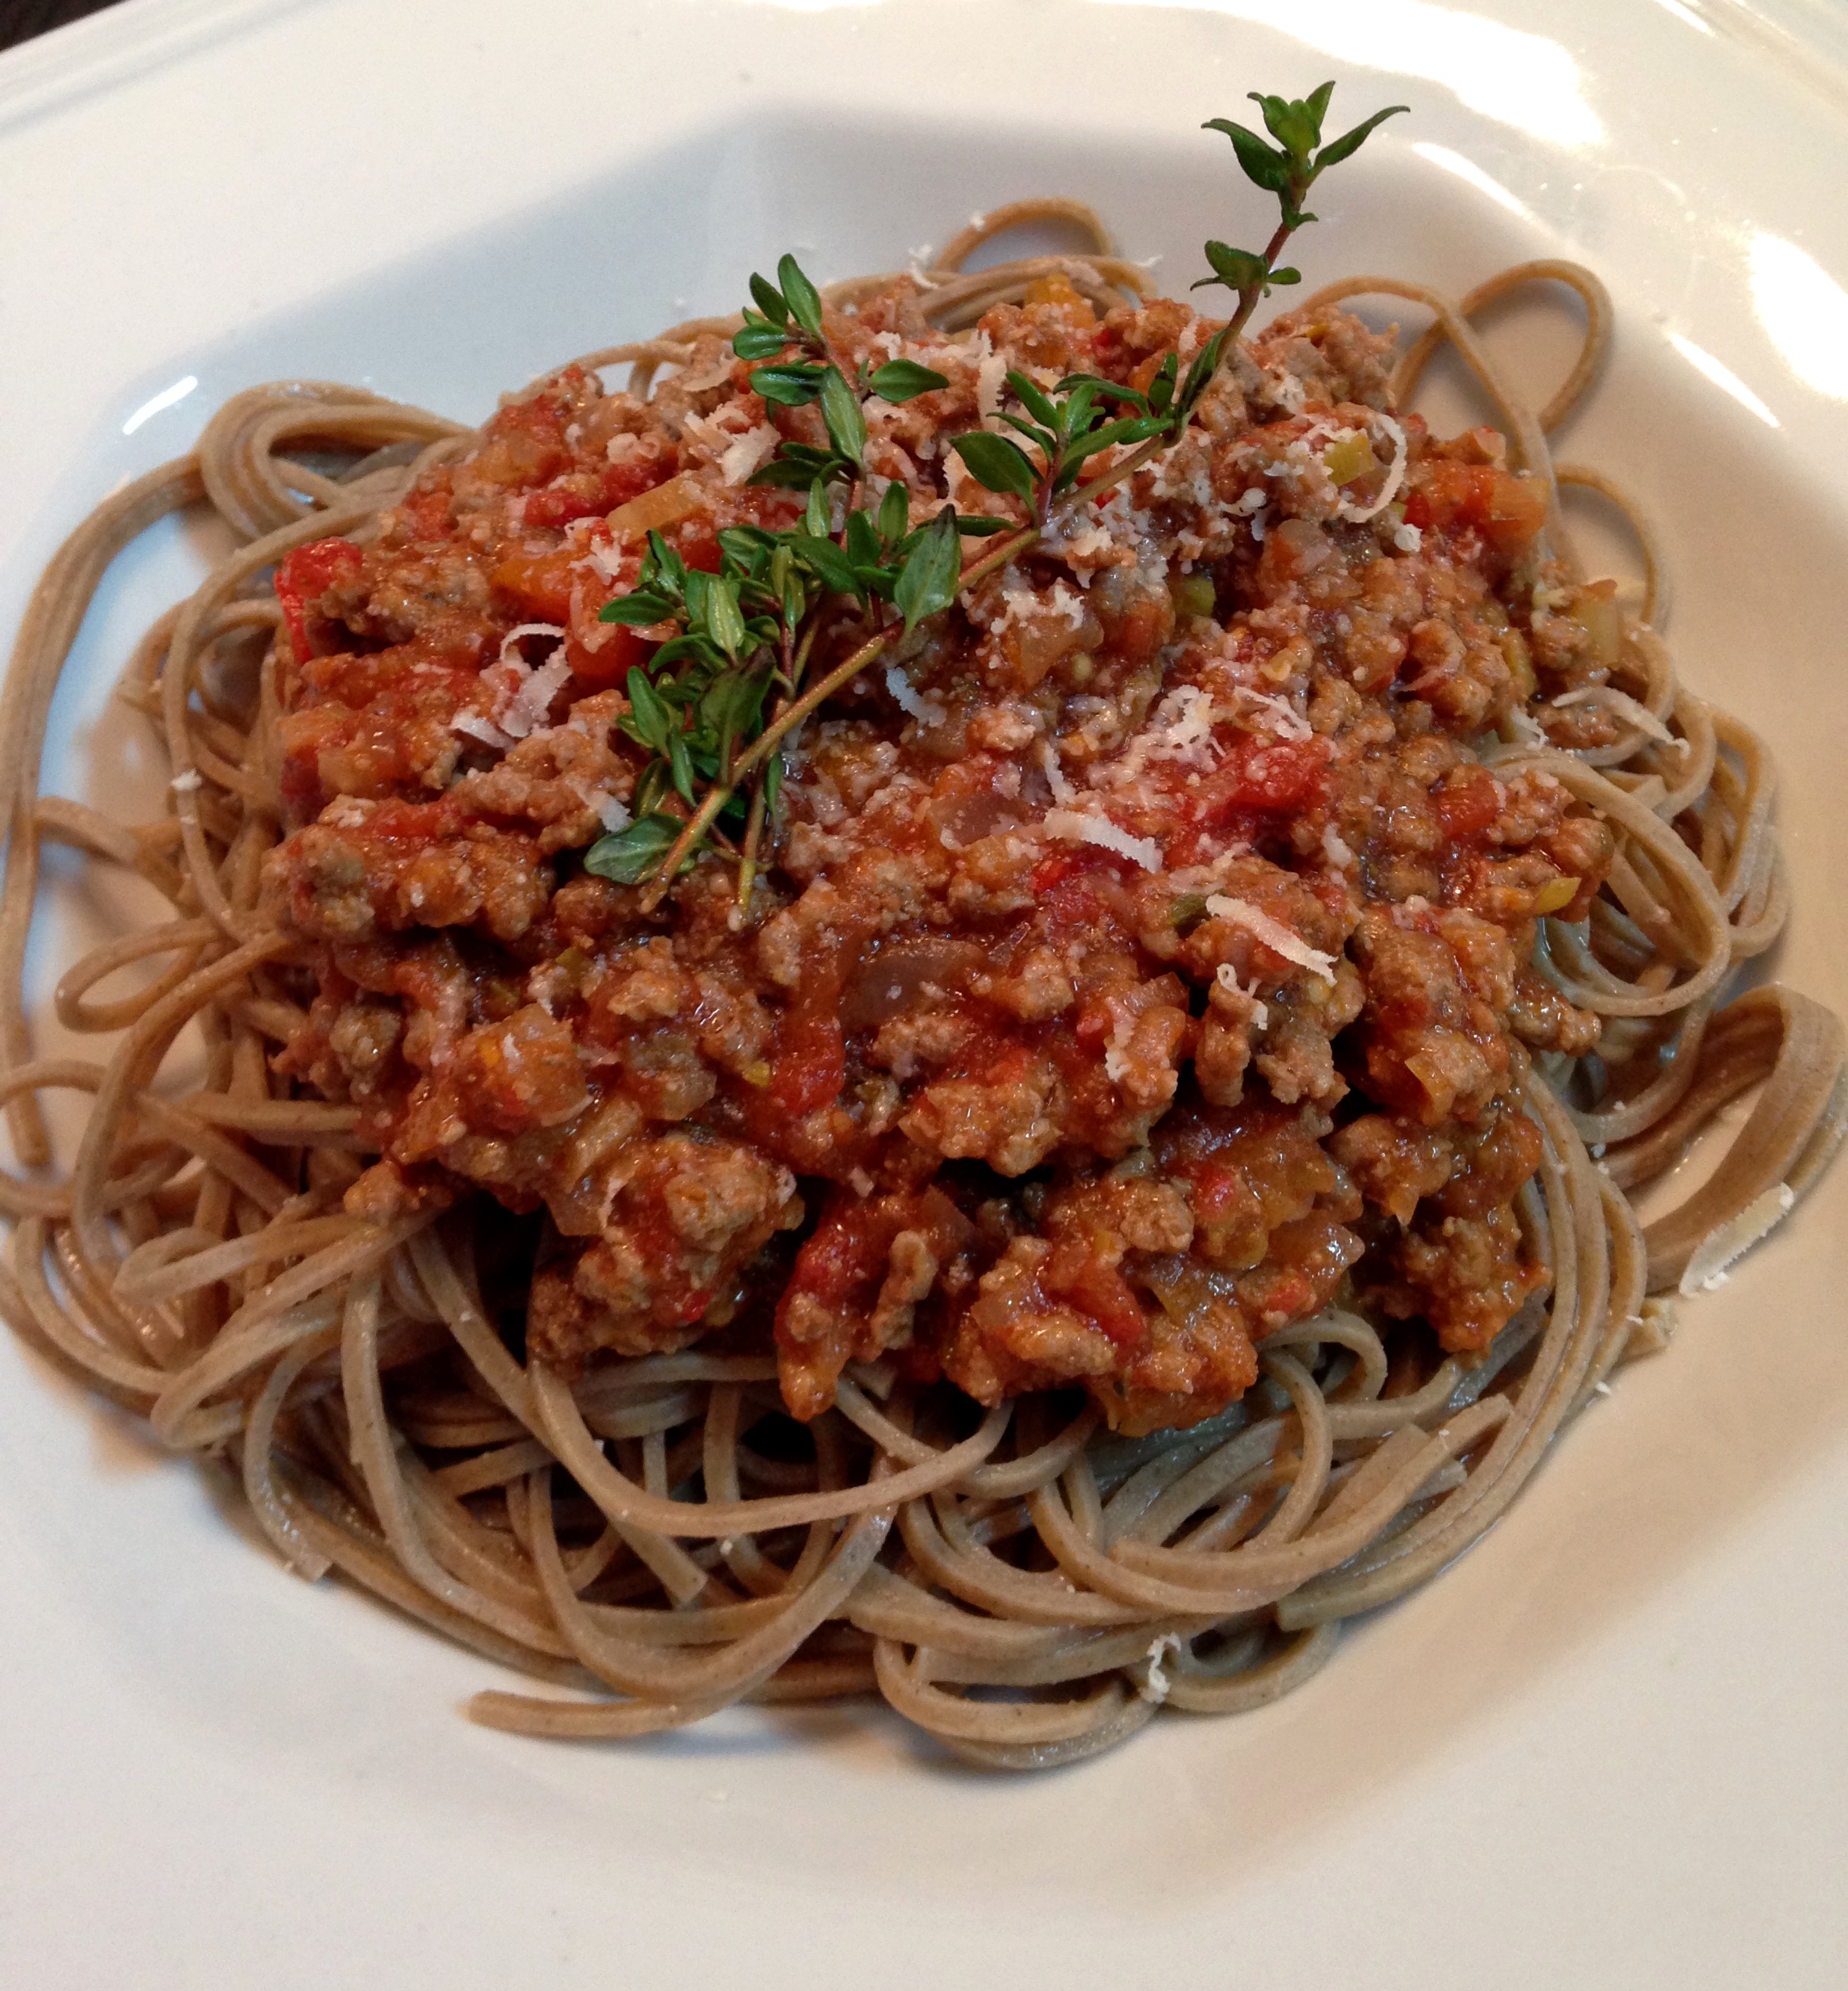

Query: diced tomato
<box><xmin>274</xmin><ymin>538</ymin><xmax>363</xmax><ymax>661</ymax></box>
<box><xmin>1404</xmin><ymin>461</ymin><xmax>1548</xmax><ymax>559</ymax></box>
<box><xmin>524</xmin><ymin>458</ymin><xmax>676</xmax><ymax>532</ymax></box>
<box><xmin>1436</xmin><ymin>766</ymin><xmax>1503</xmax><ymax>842</ymax></box>
<box><xmin>1041</xmin><ymin>1242</ymin><xmax>1146</xmax><ymax>1349</ymax></box>
<box><xmin>768</xmin><ymin>1009</ymin><xmax>845</xmax><ymax>1117</ymax></box>
<box><xmin>566</xmin><ymin>622</ymin><xmax>651</xmax><ymax>689</ymax></box>
<box><xmin>1194</xmin><ymin>735</ymin><xmax>1328</xmax><ymax>822</ymax></box>
<box><xmin>490</xmin><ymin>545</ymin><xmax>577</xmax><ymax>622</ymax></box>
<box><xmin>675</xmin><ymin>519</ymin><xmax>724</xmax><ymax>575</ymax></box>
<box><xmin>398</xmin><ymin>485</ymin><xmax>454</xmax><ymax>541</ymax></box>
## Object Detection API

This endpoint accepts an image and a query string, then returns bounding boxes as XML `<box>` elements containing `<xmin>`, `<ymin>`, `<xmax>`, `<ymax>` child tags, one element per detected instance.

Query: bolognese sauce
<box><xmin>264</xmin><ymin>274</ymin><xmax>1619</xmax><ymax>1438</ymax></box>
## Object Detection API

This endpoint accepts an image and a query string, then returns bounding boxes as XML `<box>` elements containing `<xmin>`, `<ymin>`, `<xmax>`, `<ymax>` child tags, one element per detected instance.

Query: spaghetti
<box><xmin>1</xmin><ymin>202</ymin><xmax>1840</xmax><ymax>1770</ymax></box>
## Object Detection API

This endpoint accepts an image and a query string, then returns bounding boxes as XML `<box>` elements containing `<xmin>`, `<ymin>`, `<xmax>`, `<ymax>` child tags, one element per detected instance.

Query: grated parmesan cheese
<box><xmin>453</xmin><ymin>710</ymin><xmax>513</xmax><ymax>751</ymax></box>
<box><xmin>1203</xmin><ymin>895</ymin><xmax>1338</xmax><ymax>981</ymax></box>
<box><xmin>1037</xmin><ymin>739</ymin><xmax>1074</xmax><ymax>805</ymax></box>
<box><xmin>1138</xmin><ymin>1632</ymin><xmax>1181</xmax><ymax>1705</ymax></box>
<box><xmin>1551</xmin><ymin>686</ymin><xmax>1680</xmax><ymax>747</ymax></box>
<box><xmin>883</xmin><ymin>664</ymin><xmax>930</xmax><ymax>721</ymax></box>
<box><xmin>498</xmin><ymin>651</ymin><xmax>573</xmax><ymax>739</ymax></box>
<box><xmin>169</xmin><ymin>769</ymin><xmax>202</xmax><ymax>794</ymax></box>
<box><xmin>1044</xmin><ymin>809</ymin><xmax>1163</xmax><ymax>873</ymax></box>
<box><xmin>1679</xmin><ymin>1182</ymin><xmax>1796</xmax><ymax>1296</ymax></box>
<box><xmin>975</xmin><ymin>339</ymin><xmax>1009</xmax><ymax>424</ymax></box>
<box><xmin>1230</xmin><ymin>686</ymin><xmax>1311</xmax><ymax>742</ymax></box>
<box><xmin>1213</xmin><ymin>960</ymin><xmax>1269</xmax><ymax>1031</ymax></box>
<box><xmin>718</xmin><ymin>424</ymin><xmax>780</xmax><ymax>486</ymax></box>
<box><xmin>1340</xmin><ymin>411</ymin><xmax>1409</xmax><ymax>523</ymax></box>
<box><xmin>498</xmin><ymin>622</ymin><xmax>566</xmax><ymax>664</ymax></box>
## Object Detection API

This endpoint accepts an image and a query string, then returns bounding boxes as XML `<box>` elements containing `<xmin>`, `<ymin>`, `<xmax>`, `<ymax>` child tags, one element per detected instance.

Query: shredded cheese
<box><xmin>719</xmin><ymin>424</ymin><xmax>780</xmax><ymax>486</ymax></box>
<box><xmin>1204</xmin><ymin>895</ymin><xmax>1338</xmax><ymax>982</ymax></box>
<box><xmin>1229</xmin><ymin>686</ymin><xmax>1311</xmax><ymax>742</ymax></box>
<box><xmin>1679</xmin><ymin>1182</ymin><xmax>1796</xmax><ymax>1296</ymax></box>
<box><xmin>1213</xmin><ymin>961</ymin><xmax>1270</xmax><ymax>1031</ymax></box>
<box><xmin>1340</xmin><ymin>411</ymin><xmax>1409</xmax><ymax>523</ymax></box>
<box><xmin>453</xmin><ymin>710</ymin><xmax>513</xmax><ymax>751</ymax></box>
<box><xmin>1044</xmin><ymin>809</ymin><xmax>1163</xmax><ymax>873</ymax></box>
<box><xmin>497</xmin><ymin>651</ymin><xmax>573</xmax><ymax>739</ymax></box>
<box><xmin>1551</xmin><ymin>686</ymin><xmax>1680</xmax><ymax>747</ymax></box>
<box><xmin>1138</xmin><ymin>1632</ymin><xmax>1181</xmax><ymax>1705</ymax></box>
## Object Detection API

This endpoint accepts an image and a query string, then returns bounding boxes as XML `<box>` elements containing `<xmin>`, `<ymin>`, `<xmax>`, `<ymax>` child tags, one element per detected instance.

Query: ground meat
<box><xmin>264</xmin><ymin>280</ymin><xmax>1604</xmax><ymax>1429</ymax></box>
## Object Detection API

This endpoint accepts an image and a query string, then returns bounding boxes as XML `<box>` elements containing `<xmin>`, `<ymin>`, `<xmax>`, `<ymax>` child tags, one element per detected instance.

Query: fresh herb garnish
<box><xmin>735</xmin><ymin>254</ymin><xmax>950</xmax><ymax>495</ymax></box>
<box><xmin>588</xmin><ymin>88</ymin><xmax>1403</xmax><ymax>900</ymax></box>
<box><xmin>586</xmin><ymin>502</ymin><xmax>981</xmax><ymax>905</ymax></box>
<box><xmin>949</xmin><ymin>371</ymin><xmax>1169</xmax><ymax>526</ymax></box>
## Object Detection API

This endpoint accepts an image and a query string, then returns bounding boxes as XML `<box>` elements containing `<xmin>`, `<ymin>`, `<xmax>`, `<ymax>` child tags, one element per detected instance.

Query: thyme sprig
<box><xmin>736</xmin><ymin>254</ymin><xmax>950</xmax><ymax>494</ymax></box>
<box><xmin>586</xmin><ymin>87</ymin><xmax>1405</xmax><ymax>898</ymax></box>
<box><xmin>584</xmin><ymin>502</ymin><xmax>974</xmax><ymax>891</ymax></box>
<box><xmin>942</xmin><ymin>82</ymin><xmax>1404</xmax><ymax>572</ymax></box>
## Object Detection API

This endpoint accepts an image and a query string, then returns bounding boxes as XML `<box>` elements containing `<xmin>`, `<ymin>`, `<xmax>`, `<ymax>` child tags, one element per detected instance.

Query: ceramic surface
<box><xmin>2</xmin><ymin>3</ymin><xmax>1844</xmax><ymax>1984</ymax></box>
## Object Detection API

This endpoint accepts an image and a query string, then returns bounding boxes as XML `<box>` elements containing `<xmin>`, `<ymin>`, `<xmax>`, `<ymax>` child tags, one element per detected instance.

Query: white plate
<box><xmin>4</xmin><ymin>2</ymin><xmax>1847</xmax><ymax>1985</ymax></box>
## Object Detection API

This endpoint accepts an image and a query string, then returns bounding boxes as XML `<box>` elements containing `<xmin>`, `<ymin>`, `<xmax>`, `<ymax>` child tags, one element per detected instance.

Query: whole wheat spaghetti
<box><xmin>2</xmin><ymin>200</ymin><xmax>1839</xmax><ymax>1769</ymax></box>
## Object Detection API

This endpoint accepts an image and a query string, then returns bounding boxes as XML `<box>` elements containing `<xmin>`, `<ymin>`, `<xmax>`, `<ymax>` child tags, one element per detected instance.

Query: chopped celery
<box><xmin>1501</xmin><ymin>628</ymin><xmax>1537</xmax><ymax>701</ymax></box>
<box><xmin>1323</xmin><ymin>432</ymin><xmax>1379</xmax><ymax>485</ymax></box>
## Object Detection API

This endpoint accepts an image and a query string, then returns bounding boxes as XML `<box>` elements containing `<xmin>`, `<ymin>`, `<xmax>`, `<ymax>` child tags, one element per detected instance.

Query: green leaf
<box><xmin>842</xmin><ymin>507</ymin><xmax>881</xmax><ymax>566</ymax></box>
<box><xmin>894</xmin><ymin>507</ymin><xmax>962</xmax><ymax>634</ymax></box>
<box><xmin>1056</xmin><ymin>370</ymin><xmax>1149</xmax><ymax>414</ymax></box>
<box><xmin>818</xmin><ymin>365</ymin><xmax>866</xmax><ymax>467</ymax></box>
<box><xmin>704</xmin><ymin>669</ymin><xmax>771</xmax><ymax>775</ymax></box>
<box><xmin>777</xmin><ymin>254</ymin><xmax>825</xmax><ymax>344</ymax></box>
<box><xmin>867</xmin><ymin>359</ymin><xmax>950</xmax><ymax>403</ymax></box>
<box><xmin>1194</xmin><ymin>241</ymin><xmax>1274</xmax><ymax>295</ymax></box>
<box><xmin>622</xmin><ymin>667</ymin><xmax>673</xmax><ymax>753</ymax></box>
<box><xmin>788</xmin><ymin>532</ymin><xmax>864</xmax><ymax>599</ymax></box>
<box><xmin>762</xmin><ymin>750</ymin><xmax>783</xmax><ymax>817</ymax></box>
<box><xmin>1061</xmin><ymin>378</ymin><xmax>1101</xmax><ymax>439</ymax></box>
<box><xmin>1249</xmin><ymin>90</ymin><xmax>1319</xmax><ymax>164</ymax></box>
<box><xmin>632</xmin><ymin>762</ymin><xmax>669</xmax><ymax>819</ymax></box>
<box><xmin>751</xmin><ymin>362</ymin><xmax>827</xmax><ymax>407</ymax></box>
<box><xmin>997</xmin><ymin>412</ymin><xmax>1058</xmax><ymax>459</ymax></box>
<box><xmin>646</xmin><ymin>532</ymin><xmax>687</xmax><ymax>591</ymax></box>
<box><xmin>1267</xmin><ymin>266</ymin><xmax>1302</xmax><ymax>286</ymax></box>
<box><xmin>668</xmin><ymin>730</ymin><xmax>696</xmax><ymax>806</ymax></box>
<box><xmin>584</xmin><ymin>813</ymin><xmax>686</xmax><ymax>885</ymax></box>
<box><xmin>877</xmin><ymin>478</ymin><xmax>911</xmax><ymax>546</ymax></box>
<box><xmin>648</xmin><ymin>630</ymin><xmax>722</xmax><ymax>673</ymax></box>
<box><xmin>803</xmin><ymin>481</ymin><xmax>830</xmax><ymax>538</ymax></box>
<box><xmin>1148</xmin><ymin>353</ymin><xmax>1178</xmax><ymax>417</ymax></box>
<box><xmin>717</xmin><ymin>526</ymin><xmax>772</xmax><ymax>578</ymax></box>
<box><xmin>732</xmin><ymin>320</ymin><xmax>788</xmax><ymax>362</ymax></box>
<box><xmin>704</xmin><ymin>573</ymin><xmax>747</xmax><ymax>661</ymax></box>
<box><xmin>748</xmin><ymin>273</ymin><xmax>789</xmax><ymax>325</ymax></box>
<box><xmin>953</xmin><ymin>514</ymin><xmax>1011</xmax><ymax>536</ymax></box>
<box><xmin>1056</xmin><ymin>415</ymin><xmax>1168</xmax><ymax>487</ymax></box>
<box><xmin>1314</xmin><ymin>103</ymin><xmax>1408</xmax><ymax>174</ymax></box>
<box><xmin>950</xmin><ymin>431</ymin><xmax>1038</xmax><ymax>503</ymax></box>
<box><xmin>1203</xmin><ymin>116</ymin><xmax>1289</xmax><ymax>194</ymax></box>
<box><xmin>599</xmin><ymin>590</ymin><xmax>676</xmax><ymax>627</ymax></box>
<box><xmin>1176</xmin><ymin>327</ymin><xmax>1233</xmax><ymax>419</ymax></box>
<box><xmin>1006</xmin><ymin>369</ymin><xmax>1058</xmax><ymax>431</ymax></box>
<box><xmin>748</xmin><ymin>452</ymin><xmax>836</xmax><ymax>490</ymax></box>
<box><xmin>1303</xmin><ymin>80</ymin><xmax>1335</xmax><ymax>136</ymax></box>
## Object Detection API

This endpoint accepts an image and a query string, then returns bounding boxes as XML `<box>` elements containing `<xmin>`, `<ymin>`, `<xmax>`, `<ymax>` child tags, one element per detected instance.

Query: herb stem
<box><xmin>641</xmin><ymin>620</ymin><xmax>893</xmax><ymax>908</ymax></box>
<box><xmin>1054</xmin><ymin>216</ymin><xmax>1298</xmax><ymax>519</ymax></box>
<box><xmin>736</xmin><ymin>779</ymin><xmax>768</xmax><ymax>908</ymax></box>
